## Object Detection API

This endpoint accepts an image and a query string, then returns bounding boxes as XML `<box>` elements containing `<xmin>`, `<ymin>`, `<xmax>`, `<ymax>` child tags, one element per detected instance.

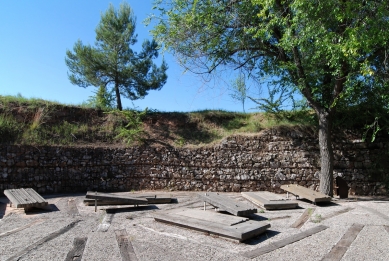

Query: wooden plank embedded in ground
<box><xmin>4</xmin><ymin>188</ymin><xmax>48</xmax><ymax>209</ymax></box>
<box><xmin>280</xmin><ymin>184</ymin><xmax>332</xmax><ymax>203</ymax></box>
<box><xmin>64</xmin><ymin>237</ymin><xmax>88</xmax><ymax>261</ymax></box>
<box><xmin>153</xmin><ymin>209</ymin><xmax>270</xmax><ymax>242</ymax></box>
<box><xmin>115</xmin><ymin>229</ymin><xmax>138</xmax><ymax>261</ymax></box>
<box><xmin>198</xmin><ymin>192</ymin><xmax>257</xmax><ymax>216</ymax></box>
<box><xmin>0</xmin><ymin>219</ymin><xmax>45</xmax><ymax>238</ymax></box>
<box><xmin>291</xmin><ymin>208</ymin><xmax>315</xmax><ymax>228</ymax></box>
<box><xmin>242</xmin><ymin>225</ymin><xmax>328</xmax><ymax>259</ymax></box>
<box><xmin>321</xmin><ymin>224</ymin><xmax>364</xmax><ymax>261</ymax></box>
<box><xmin>241</xmin><ymin>192</ymin><xmax>298</xmax><ymax>210</ymax></box>
<box><xmin>6</xmin><ymin>220</ymin><xmax>81</xmax><ymax>261</ymax></box>
<box><xmin>85</xmin><ymin>191</ymin><xmax>148</xmax><ymax>205</ymax></box>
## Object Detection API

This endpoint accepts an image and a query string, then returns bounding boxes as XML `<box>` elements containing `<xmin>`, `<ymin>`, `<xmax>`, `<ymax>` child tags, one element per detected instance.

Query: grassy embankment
<box><xmin>0</xmin><ymin>95</ymin><xmax>315</xmax><ymax>147</ymax></box>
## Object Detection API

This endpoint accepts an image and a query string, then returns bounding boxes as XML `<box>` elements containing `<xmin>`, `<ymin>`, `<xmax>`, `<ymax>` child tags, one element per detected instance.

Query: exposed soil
<box><xmin>1</xmin><ymin>98</ymin><xmax>376</xmax><ymax>148</ymax></box>
<box><xmin>0</xmin><ymin>101</ymin><xmax>248</xmax><ymax>147</ymax></box>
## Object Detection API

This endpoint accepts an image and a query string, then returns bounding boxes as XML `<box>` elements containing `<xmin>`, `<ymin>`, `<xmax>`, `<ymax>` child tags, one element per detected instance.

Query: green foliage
<box><xmin>151</xmin><ymin>0</ymin><xmax>388</xmax><ymax>112</ymax></box>
<box><xmin>0</xmin><ymin>94</ymin><xmax>61</xmax><ymax>109</ymax></box>
<box><xmin>0</xmin><ymin>95</ymin><xmax>317</xmax><ymax>147</ymax></box>
<box><xmin>66</xmin><ymin>2</ymin><xmax>168</xmax><ymax>110</ymax></box>
<box><xmin>175</xmin><ymin>137</ymin><xmax>186</xmax><ymax>147</ymax></box>
<box><xmin>230</xmin><ymin>73</ymin><xmax>247</xmax><ymax>113</ymax></box>
<box><xmin>87</xmin><ymin>85</ymin><xmax>115</xmax><ymax>109</ymax></box>
<box><xmin>0</xmin><ymin>116</ymin><xmax>21</xmax><ymax>143</ymax></box>
<box><xmin>250</xmin><ymin>83</ymin><xmax>299</xmax><ymax>116</ymax></box>
<box><xmin>151</xmin><ymin>0</ymin><xmax>389</xmax><ymax>195</ymax></box>
<box><xmin>111</xmin><ymin>108</ymin><xmax>148</xmax><ymax>144</ymax></box>
<box><xmin>22</xmin><ymin>121</ymin><xmax>77</xmax><ymax>145</ymax></box>
<box><xmin>310</xmin><ymin>214</ymin><xmax>323</xmax><ymax>223</ymax></box>
<box><xmin>363</xmin><ymin>117</ymin><xmax>381</xmax><ymax>142</ymax></box>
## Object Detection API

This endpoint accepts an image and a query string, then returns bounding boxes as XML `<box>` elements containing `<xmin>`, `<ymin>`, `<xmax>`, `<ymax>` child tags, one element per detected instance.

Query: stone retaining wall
<box><xmin>1</xmin><ymin>127</ymin><xmax>388</xmax><ymax>195</ymax></box>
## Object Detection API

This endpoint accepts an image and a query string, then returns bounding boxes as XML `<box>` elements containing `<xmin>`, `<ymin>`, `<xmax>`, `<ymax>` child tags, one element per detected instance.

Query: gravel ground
<box><xmin>0</xmin><ymin>192</ymin><xmax>388</xmax><ymax>261</ymax></box>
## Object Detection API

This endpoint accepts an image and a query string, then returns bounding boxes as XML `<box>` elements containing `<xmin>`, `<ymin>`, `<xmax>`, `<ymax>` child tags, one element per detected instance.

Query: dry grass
<box><xmin>0</xmin><ymin>95</ymin><xmax>314</xmax><ymax>147</ymax></box>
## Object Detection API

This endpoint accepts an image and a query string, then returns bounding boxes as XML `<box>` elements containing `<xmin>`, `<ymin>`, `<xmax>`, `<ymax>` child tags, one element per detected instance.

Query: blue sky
<box><xmin>0</xmin><ymin>1</ymin><xmax>264</xmax><ymax>112</ymax></box>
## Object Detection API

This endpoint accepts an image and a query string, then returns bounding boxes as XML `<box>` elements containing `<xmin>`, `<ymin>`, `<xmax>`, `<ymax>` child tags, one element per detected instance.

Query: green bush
<box><xmin>0</xmin><ymin>116</ymin><xmax>21</xmax><ymax>143</ymax></box>
<box><xmin>111</xmin><ymin>108</ymin><xmax>148</xmax><ymax>144</ymax></box>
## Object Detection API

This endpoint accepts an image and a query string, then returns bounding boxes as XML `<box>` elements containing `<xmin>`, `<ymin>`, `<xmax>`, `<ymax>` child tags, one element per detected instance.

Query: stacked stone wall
<box><xmin>1</xmin><ymin>127</ymin><xmax>387</xmax><ymax>195</ymax></box>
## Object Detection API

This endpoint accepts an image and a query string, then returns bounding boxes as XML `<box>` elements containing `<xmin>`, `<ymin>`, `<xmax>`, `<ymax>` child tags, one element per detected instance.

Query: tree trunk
<box><xmin>318</xmin><ymin>110</ymin><xmax>334</xmax><ymax>196</ymax></box>
<box><xmin>242</xmin><ymin>100</ymin><xmax>245</xmax><ymax>113</ymax></box>
<box><xmin>114</xmin><ymin>83</ymin><xmax>122</xmax><ymax>111</ymax></box>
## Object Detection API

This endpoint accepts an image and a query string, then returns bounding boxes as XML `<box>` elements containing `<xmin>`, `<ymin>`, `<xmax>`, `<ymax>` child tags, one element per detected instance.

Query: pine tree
<box><xmin>66</xmin><ymin>3</ymin><xmax>168</xmax><ymax>110</ymax></box>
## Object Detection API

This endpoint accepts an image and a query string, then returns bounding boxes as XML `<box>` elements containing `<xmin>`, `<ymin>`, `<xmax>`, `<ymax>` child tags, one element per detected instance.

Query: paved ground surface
<box><xmin>1</xmin><ymin>191</ymin><xmax>389</xmax><ymax>261</ymax></box>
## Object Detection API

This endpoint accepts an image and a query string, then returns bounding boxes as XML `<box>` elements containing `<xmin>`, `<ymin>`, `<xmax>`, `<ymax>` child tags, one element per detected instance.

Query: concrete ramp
<box><xmin>4</xmin><ymin>188</ymin><xmax>48</xmax><ymax>209</ymax></box>
<box><xmin>280</xmin><ymin>184</ymin><xmax>332</xmax><ymax>203</ymax></box>
<box><xmin>154</xmin><ymin>208</ymin><xmax>270</xmax><ymax>242</ymax></box>
<box><xmin>241</xmin><ymin>191</ymin><xmax>298</xmax><ymax>210</ymax></box>
<box><xmin>83</xmin><ymin>194</ymin><xmax>172</xmax><ymax>205</ymax></box>
<box><xmin>85</xmin><ymin>191</ymin><xmax>148</xmax><ymax>205</ymax></box>
<box><xmin>198</xmin><ymin>192</ymin><xmax>257</xmax><ymax>217</ymax></box>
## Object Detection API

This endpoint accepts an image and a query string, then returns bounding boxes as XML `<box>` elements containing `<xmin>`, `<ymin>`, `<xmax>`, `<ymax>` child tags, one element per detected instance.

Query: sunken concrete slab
<box><xmin>4</xmin><ymin>188</ymin><xmax>48</xmax><ymax>209</ymax></box>
<box><xmin>153</xmin><ymin>208</ymin><xmax>270</xmax><ymax>242</ymax></box>
<box><xmin>241</xmin><ymin>191</ymin><xmax>298</xmax><ymax>210</ymax></box>
<box><xmin>280</xmin><ymin>184</ymin><xmax>332</xmax><ymax>203</ymax></box>
<box><xmin>85</xmin><ymin>191</ymin><xmax>148</xmax><ymax>205</ymax></box>
<box><xmin>198</xmin><ymin>192</ymin><xmax>257</xmax><ymax>216</ymax></box>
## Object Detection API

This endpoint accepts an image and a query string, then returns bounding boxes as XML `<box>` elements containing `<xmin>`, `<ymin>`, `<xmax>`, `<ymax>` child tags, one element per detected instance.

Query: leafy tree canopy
<box><xmin>151</xmin><ymin>0</ymin><xmax>389</xmax><ymax>195</ymax></box>
<box><xmin>66</xmin><ymin>2</ymin><xmax>168</xmax><ymax>110</ymax></box>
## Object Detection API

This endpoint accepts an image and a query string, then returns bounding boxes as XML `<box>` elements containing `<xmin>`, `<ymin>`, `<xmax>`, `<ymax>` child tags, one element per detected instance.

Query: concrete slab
<box><xmin>280</xmin><ymin>184</ymin><xmax>332</xmax><ymax>203</ymax></box>
<box><xmin>242</xmin><ymin>192</ymin><xmax>298</xmax><ymax>210</ymax></box>
<box><xmin>170</xmin><ymin>208</ymin><xmax>249</xmax><ymax>226</ymax></box>
<box><xmin>4</xmin><ymin>188</ymin><xmax>48</xmax><ymax>209</ymax></box>
<box><xmin>83</xmin><ymin>194</ymin><xmax>172</xmax><ymax>205</ymax></box>
<box><xmin>198</xmin><ymin>192</ymin><xmax>257</xmax><ymax>216</ymax></box>
<box><xmin>153</xmin><ymin>209</ymin><xmax>270</xmax><ymax>242</ymax></box>
<box><xmin>85</xmin><ymin>191</ymin><xmax>148</xmax><ymax>205</ymax></box>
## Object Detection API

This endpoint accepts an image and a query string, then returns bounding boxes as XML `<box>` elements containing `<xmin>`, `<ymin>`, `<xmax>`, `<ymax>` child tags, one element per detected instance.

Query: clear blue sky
<box><xmin>0</xmin><ymin>1</ymin><xmax>264</xmax><ymax>112</ymax></box>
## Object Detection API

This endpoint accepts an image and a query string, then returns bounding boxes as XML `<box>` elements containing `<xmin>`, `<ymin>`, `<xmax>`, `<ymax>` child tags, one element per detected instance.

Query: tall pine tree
<box><xmin>66</xmin><ymin>2</ymin><xmax>167</xmax><ymax>110</ymax></box>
